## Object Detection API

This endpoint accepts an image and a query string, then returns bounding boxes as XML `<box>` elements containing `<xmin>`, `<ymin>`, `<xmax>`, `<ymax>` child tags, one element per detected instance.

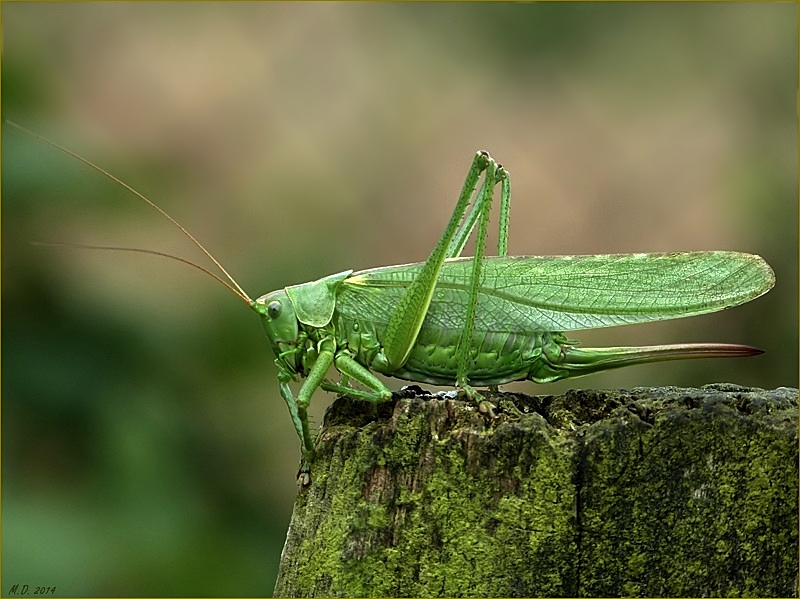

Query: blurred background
<box><xmin>2</xmin><ymin>3</ymin><xmax>796</xmax><ymax>596</ymax></box>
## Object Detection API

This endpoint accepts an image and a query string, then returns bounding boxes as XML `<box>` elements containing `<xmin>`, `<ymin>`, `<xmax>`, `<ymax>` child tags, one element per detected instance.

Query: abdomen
<box><xmin>397</xmin><ymin>327</ymin><xmax>559</xmax><ymax>386</ymax></box>
<box><xmin>337</xmin><ymin>312</ymin><xmax>562</xmax><ymax>387</ymax></box>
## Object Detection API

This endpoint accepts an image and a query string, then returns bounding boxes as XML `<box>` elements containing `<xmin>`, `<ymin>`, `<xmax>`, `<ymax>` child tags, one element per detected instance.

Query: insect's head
<box><xmin>254</xmin><ymin>289</ymin><xmax>300</xmax><ymax>364</ymax></box>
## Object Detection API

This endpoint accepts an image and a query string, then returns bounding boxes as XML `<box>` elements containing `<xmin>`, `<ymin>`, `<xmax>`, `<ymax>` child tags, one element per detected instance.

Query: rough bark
<box><xmin>274</xmin><ymin>384</ymin><xmax>798</xmax><ymax>598</ymax></box>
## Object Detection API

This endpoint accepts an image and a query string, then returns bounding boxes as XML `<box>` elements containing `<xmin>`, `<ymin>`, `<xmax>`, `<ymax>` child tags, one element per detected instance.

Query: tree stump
<box><xmin>274</xmin><ymin>384</ymin><xmax>798</xmax><ymax>598</ymax></box>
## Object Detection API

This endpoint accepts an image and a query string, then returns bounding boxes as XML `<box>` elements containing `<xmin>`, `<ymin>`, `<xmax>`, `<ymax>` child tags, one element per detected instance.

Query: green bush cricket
<box><xmin>11</xmin><ymin>122</ymin><xmax>775</xmax><ymax>482</ymax></box>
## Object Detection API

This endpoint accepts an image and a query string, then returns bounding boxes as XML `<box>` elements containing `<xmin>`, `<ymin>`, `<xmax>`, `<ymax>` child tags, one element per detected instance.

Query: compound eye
<box><xmin>267</xmin><ymin>300</ymin><xmax>282</xmax><ymax>319</ymax></box>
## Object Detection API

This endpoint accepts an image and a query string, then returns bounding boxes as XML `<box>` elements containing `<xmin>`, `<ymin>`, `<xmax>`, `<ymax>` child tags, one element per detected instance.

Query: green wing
<box><xmin>338</xmin><ymin>252</ymin><xmax>774</xmax><ymax>333</ymax></box>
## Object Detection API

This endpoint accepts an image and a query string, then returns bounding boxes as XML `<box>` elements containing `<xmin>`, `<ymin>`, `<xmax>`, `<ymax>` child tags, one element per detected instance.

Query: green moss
<box><xmin>275</xmin><ymin>387</ymin><xmax>798</xmax><ymax>597</ymax></box>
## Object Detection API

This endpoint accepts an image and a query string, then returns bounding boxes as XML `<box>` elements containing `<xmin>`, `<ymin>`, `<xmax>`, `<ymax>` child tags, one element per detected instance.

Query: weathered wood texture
<box><xmin>274</xmin><ymin>384</ymin><xmax>798</xmax><ymax>598</ymax></box>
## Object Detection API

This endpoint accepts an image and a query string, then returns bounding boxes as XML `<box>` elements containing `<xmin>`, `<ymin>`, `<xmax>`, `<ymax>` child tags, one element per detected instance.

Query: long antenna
<box><xmin>31</xmin><ymin>241</ymin><xmax>252</xmax><ymax>305</ymax></box>
<box><xmin>7</xmin><ymin>120</ymin><xmax>254</xmax><ymax>306</ymax></box>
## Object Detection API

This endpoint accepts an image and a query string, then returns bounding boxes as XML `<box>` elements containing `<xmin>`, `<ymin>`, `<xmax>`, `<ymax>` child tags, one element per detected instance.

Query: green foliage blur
<box><xmin>2</xmin><ymin>3</ymin><xmax>796</xmax><ymax>596</ymax></box>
